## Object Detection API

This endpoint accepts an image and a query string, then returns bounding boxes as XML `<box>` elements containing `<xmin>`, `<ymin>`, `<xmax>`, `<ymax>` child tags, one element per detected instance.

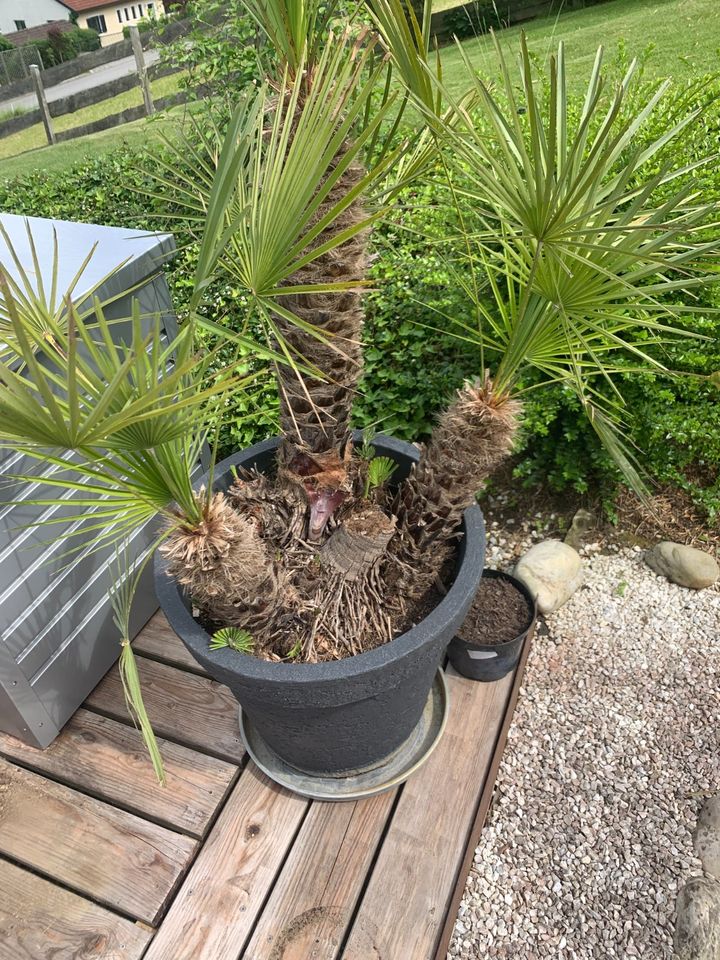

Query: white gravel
<box><xmin>448</xmin><ymin>528</ymin><xmax>720</xmax><ymax>959</ymax></box>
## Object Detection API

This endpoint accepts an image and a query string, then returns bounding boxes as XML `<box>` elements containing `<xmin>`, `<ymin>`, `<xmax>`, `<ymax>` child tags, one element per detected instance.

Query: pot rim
<box><xmin>154</xmin><ymin>433</ymin><xmax>486</xmax><ymax>685</ymax></box>
<box><xmin>455</xmin><ymin>568</ymin><xmax>537</xmax><ymax>650</ymax></box>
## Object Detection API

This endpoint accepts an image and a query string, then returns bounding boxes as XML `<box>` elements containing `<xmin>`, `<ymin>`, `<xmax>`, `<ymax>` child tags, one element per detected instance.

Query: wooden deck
<box><xmin>0</xmin><ymin>609</ymin><xmax>529</xmax><ymax>960</ymax></box>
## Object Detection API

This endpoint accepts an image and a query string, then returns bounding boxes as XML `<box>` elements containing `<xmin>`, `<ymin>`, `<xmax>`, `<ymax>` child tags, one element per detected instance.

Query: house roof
<box><xmin>63</xmin><ymin>0</ymin><xmax>115</xmax><ymax>11</ymax></box>
<box><xmin>3</xmin><ymin>19</ymin><xmax>74</xmax><ymax>46</ymax></box>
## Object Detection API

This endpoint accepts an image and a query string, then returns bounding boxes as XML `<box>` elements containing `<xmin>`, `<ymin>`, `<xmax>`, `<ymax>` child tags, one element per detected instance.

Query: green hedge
<box><xmin>0</xmin><ymin>71</ymin><xmax>718</xmax><ymax>518</ymax></box>
<box><xmin>25</xmin><ymin>26</ymin><xmax>101</xmax><ymax>67</ymax></box>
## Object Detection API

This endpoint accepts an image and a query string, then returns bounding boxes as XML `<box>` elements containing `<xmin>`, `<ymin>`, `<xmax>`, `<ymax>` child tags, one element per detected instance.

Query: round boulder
<box><xmin>674</xmin><ymin>877</ymin><xmax>720</xmax><ymax>960</ymax></box>
<box><xmin>645</xmin><ymin>542</ymin><xmax>719</xmax><ymax>590</ymax></box>
<box><xmin>513</xmin><ymin>540</ymin><xmax>583</xmax><ymax>615</ymax></box>
<box><xmin>695</xmin><ymin>796</ymin><xmax>720</xmax><ymax>882</ymax></box>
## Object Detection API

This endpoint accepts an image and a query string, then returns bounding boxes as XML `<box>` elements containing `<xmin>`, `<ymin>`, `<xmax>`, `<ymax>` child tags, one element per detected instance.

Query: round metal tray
<box><xmin>239</xmin><ymin>668</ymin><xmax>449</xmax><ymax>801</ymax></box>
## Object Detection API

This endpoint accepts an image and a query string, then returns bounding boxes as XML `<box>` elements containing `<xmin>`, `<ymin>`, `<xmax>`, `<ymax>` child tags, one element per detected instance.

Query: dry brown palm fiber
<box><xmin>390</xmin><ymin>375</ymin><xmax>522</xmax><ymax>599</ymax></box>
<box><xmin>277</xmin><ymin>144</ymin><xmax>368</xmax><ymax>457</ymax></box>
<box><xmin>160</xmin><ymin>490</ymin><xmax>290</xmax><ymax>630</ymax></box>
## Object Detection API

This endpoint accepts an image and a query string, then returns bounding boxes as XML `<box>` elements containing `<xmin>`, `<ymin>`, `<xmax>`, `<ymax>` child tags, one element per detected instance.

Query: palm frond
<box><xmin>435</xmin><ymin>34</ymin><xmax>720</xmax><ymax>493</ymax></box>
<box><xmin>111</xmin><ymin>550</ymin><xmax>165</xmax><ymax>785</ymax></box>
<box><xmin>0</xmin><ymin>220</ymin><xmax>150</xmax><ymax>367</ymax></box>
<box><xmin>0</xmin><ymin>278</ymin><xmax>247</xmax><ymax>457</ymax></box>
<box><xmin>241</xmin><ymin>0</ymin><xmax>342</xmax><ymax>77</ymax></box>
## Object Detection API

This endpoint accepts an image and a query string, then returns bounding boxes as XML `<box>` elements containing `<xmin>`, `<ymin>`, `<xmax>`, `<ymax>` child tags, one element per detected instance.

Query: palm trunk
<box><xmin>391</xmin><ymin>375</ymin><xmax>522</xmax><ymax>599</ymax></box>
<box><xmin>274</xmin><ymin>131</ymin><xmax>370</xmax><ymax>539</ymax></box>
<box><xmin>278</xmin><ymin>153</ymin><xmax>368</xmax><ymax>456</ymax></box>
<box><xmin>160</xmin><ymin>491</ymin><xmax>286</xmax><ymax>632</ymax></box>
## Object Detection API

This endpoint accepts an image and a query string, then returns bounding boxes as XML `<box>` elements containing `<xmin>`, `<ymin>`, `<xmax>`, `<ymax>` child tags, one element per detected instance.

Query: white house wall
<box><xmin>0</xmin><ymin>0</ymin><xmax>70</xmax><ymax>34</ymax></box>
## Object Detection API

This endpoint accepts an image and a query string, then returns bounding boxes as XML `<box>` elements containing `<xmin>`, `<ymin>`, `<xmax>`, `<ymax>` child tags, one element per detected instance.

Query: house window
<box><xmin>117</xmin><ymin>9</ymin><xmax>122</xmax><ymax>21</ymax></box>
<box><xmin>14</xmin><ymin>19</ymin><xmax>26</xmax><ymax>30</ymax></box>
<box><xmin>138</xmin><ymin>2</ymin><xmax>143</xmax><ymax>14</ymax></box>
<box><xmin>131</xmin><ymin>5</ymin><xmax>136</xmax><ymax>16</ymax></box>
<box><xmin>146</xmin><ymin>2</ymin><xmax>154</xmax><ymax>13</ymax></box>
<box><xmin>124</xmin><ymin>7</ymin><xmax>129</xmax><ymax>18</ymax></box>
<box><xmin>86</xmin><ymin>14</ymin><xmax>107</xmax><ymax>33</ymax></box>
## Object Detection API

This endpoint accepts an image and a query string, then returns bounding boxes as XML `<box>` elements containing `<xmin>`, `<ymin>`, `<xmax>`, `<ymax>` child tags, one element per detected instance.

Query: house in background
<box><xmin>3</xmin><ymin>19</ymin><xmax>75</xmax><ymax>45</ymax></box>
<box><xmin>63</xmin><ymin>0</ymin><xmax>163</xmax><ymax>45</ymax></box>
<box><xmin>0</xmin><ymin>0</ymin><xmax>70</xmax><ymax>35</ymax></box>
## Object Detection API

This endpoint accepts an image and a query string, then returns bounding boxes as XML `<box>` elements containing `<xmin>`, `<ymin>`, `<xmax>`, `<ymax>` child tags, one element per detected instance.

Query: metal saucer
<box><xmin>239</xmin><ymin>668</ymin><xmax>450</xmax><ymax>801</ymax></box>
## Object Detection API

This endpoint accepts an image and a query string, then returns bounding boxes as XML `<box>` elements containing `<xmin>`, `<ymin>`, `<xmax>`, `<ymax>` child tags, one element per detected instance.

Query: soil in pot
<box><xmin>458</xmin><ymin>576</ymin><xmax>532</xmax><ymax>645</ymax></box>
<box><xmin>448</xmin><ymin>570</ymin><xmax>535</xmax><ymax>683</ymax></box>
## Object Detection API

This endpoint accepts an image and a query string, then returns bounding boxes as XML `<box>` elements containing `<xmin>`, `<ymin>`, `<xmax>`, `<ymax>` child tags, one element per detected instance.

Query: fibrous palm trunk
<box><xmin>391</xmin><ymin>375</ymin><xmax>521</xmax><ymax>600</ymax></box>
<box><xmin>161</xmin><ymin>491</ymin><xmax>290</xmax><ymax>634</ymax></box>
<box><xmin>278</xmin><ymin>153</ymin><xmax>369</xmax><ymax>456</ymax></box>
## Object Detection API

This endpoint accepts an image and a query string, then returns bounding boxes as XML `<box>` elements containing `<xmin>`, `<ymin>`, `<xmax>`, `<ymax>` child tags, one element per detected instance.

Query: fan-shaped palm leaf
<box><xmin>430</xmin><ymin>35</ymin><xmax>720</xmax><ymax>490</ymax></box>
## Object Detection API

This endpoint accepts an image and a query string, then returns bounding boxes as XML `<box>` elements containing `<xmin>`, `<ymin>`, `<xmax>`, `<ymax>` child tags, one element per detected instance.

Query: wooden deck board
<box><xmin>0</xmin><ymin>858</ymin><xmax>152</xmax><ymax>960</ymax></box>
<box><xmin>0</xmin><ymin>758</ymin><xmax>196</xmax><ymax>924</ymax></box>
<box><xmin>1</xmin><ymin>604</ymin><xmax>531</xmax><ymax>959</ymax></box>
<box><xmin>341</xmin><ymin>668</ymin><xmax>515</xmax><ymax>960</ymax></box>
<box><xmin>85</xmin><ymin>654</ymin><xmax>245</xmax><ymax>763</ymax></box>
<box><xmin>242</xmin><ymin>791</ymin><xmax>397</xmax><ymax>960</ymax></box>
<box><xmin>0</xmin><ymin>708</ymin><xmax>237</xmax><ymax>837</ymax></box>
<box><xmin>132</xmin><ymin>611</ymin><xmax>211</xmax><ymax>676</ymax></box>
<box><xmin>143</xmin><ymin>765</ymin><xmax>308</xmax><ymax>960</ymax></box>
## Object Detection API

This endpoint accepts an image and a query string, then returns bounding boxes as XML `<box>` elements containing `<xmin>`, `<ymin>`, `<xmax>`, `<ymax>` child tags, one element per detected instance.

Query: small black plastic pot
<box><xmin>447</xmin><ymin>569</ymin><xmax>536</xmax><ymax>683</ymax></box>
<box><xmin>155</xmin><ymin>433</ymin><xmax>486</xmax><ymax>776</ymax></box>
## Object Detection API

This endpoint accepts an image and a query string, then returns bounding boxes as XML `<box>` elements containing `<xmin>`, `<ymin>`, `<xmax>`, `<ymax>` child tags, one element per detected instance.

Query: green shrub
<box><xmin>122</xmin><ymin>20</ymin><xmax>154</xmax><ymax>38</ymax></box>
<box><xmin>24</xmin><ymin>27</ymin><xmax>99</xmax><ymax>67</ymax></box>
<box><xmin>69</xmin><ymin>27</ymin><xmax>101</xmax><ymax>52</ymax></box>
<box><xmin>159</xmin><ymin>0</ymin><xmax>258</xmax><ymax>100</ymax></box>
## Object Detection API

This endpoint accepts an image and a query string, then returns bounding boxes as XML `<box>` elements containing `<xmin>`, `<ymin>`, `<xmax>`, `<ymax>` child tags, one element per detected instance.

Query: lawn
<box><xmin>0</xmin><ymin>0</ymin><xmax>717</xmax><ymax>180</ymax></box>
<box><xmin>439</xmin><ymin>0</ymin><xmax>720</xmax><ymax>98</ymax></box>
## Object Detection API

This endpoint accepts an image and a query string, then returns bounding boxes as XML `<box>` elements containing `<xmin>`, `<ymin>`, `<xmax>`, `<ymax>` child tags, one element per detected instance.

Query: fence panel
<box><xmin>0</xmin><ymin>47</ymin><xmax>44</xmax><ymax>88</ymax></box>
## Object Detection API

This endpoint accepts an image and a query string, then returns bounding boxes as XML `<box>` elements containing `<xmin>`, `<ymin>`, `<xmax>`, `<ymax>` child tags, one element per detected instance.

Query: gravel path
<box><xmin>448</xmin><ymin>532</ymin><xmax>720</xmax><ymax>959</ymax></box>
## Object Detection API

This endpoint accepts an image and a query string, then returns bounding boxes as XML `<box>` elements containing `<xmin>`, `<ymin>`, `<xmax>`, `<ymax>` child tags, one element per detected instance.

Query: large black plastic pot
<box><xmin>155</xmin><ymin>434</ymin><xmax>486</xmax><ymax>775</ymax></box>
<box><xmin>447</xmin><ymin>569</ymin><xmax>536</xmax><ymax>682</ymax></box>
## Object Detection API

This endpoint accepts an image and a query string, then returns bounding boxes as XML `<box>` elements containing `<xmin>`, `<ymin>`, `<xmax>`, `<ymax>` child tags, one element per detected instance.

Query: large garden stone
<box><xmin>674</xmin><ymin>877</ymin><xmax>720</xmax><ymax>959</ymax></box>
<box><xmin>513</xmin><ymin>540</ymin><xmax>583</xmax><ymax>615</ymax></box>
<box><xmin>694</xmin><ymin>796</ymin><xmax>720</xmax><ymax>882</ymax></box>
<box><xmin>645</xmin><ymin>542</ymin><xmax>719</xmax><ymax>590</ymax></box>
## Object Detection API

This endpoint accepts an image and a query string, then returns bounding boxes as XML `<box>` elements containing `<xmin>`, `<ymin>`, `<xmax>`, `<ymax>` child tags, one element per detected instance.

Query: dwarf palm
<box><xmin>391</xmin><ymin>36</ymin><xmax>720</xmax><ymax>591</ymax></box>
<box><xmin>149</xmin><ymin>0</ymin><xmax>445</xmax><ymax>511</ymax></box>
<box><xmin>1</xmin><ymin>21</ymin><xmax>718</xmax><ymax>775</ymax></box>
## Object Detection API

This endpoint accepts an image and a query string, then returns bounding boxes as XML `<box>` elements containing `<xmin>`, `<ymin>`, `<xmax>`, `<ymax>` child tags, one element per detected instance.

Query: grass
<box><xmin>439</xmin><ymin>0</ymin><xmax>720</xmax><ymax>99</ymax></box>
<box><xmin>0</xmin><ymin>72</ymin><xmax>181</xmax><ymax>163</ymax></box>
<box><xmin>0</xmin><ymin>0</ymin><xmax>717</xmax><ymax>179</ymax></box>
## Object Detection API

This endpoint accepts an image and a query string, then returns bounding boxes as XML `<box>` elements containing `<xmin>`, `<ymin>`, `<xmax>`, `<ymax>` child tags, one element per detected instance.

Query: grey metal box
<box><xmin>0</xmin><ymin>213</ymin><xmax>176</xmax><ymax>747</ymax></box>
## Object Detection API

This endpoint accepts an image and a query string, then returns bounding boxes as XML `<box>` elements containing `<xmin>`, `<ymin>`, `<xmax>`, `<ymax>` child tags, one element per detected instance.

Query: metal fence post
<box><xmin>129</xmin><ymin>25</ymin><xmax>154</xmax><ymax>116</ymax></box>
<box><xmin>30</xmin><ymin>65</ymin><xmax>56</xmax><ymax>146</ymax></box>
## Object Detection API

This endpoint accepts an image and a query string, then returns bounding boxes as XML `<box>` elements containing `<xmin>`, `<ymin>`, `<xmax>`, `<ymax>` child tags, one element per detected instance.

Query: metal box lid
<box><xmin>0</xmin><ymin>212</ymin><xmax>176</xmax><ymax>315</ymax></box>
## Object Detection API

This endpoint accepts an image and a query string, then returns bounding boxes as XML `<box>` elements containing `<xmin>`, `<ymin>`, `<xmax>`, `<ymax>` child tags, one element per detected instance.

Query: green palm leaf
<box><xmin>432</xmin><ymin>34</ymin><xmax>720</xmax><ymax>492</ymax></box>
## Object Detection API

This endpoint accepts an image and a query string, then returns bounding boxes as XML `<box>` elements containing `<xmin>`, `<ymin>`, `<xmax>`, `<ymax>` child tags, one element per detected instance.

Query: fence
<box><xmin>0</xmin><ymin>27</ymin><xmax>185</xmax><ymax>149</ymax></box>
<box><xmin>0</xmin><ymin>15</ymin><xmax>192</xmax><ymax>98</ymax></box>
<box><xmin>0</xmin><ymin>46</ymin><xmax>44</xmax><ymax>87</ymax></box>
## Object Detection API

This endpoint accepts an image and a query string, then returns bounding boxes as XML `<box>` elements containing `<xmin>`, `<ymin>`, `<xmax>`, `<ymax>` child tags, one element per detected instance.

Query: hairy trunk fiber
<box><xmin>302</xmin><ymin>503</ymin><xmax>398</xmax><ymax>660</ymax></box>
<box><xmin>160</xmin><ymin>491</ymin><xmax>287</xmax><ymax>631</ymax></box>
<box><xmin>391</xmin><ymin>375</ymin><xmax>522</xmax><ymax>600</ymax></box>
<box><xmin>277</xmin><ymin>152</ymin><xmax>369</xmax><ymax>456</ymax></box>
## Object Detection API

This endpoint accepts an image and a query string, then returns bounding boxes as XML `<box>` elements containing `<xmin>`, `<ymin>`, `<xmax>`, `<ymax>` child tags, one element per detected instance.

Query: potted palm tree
<box><xmin>1</xmin><ymin>9</ymin><xmax>717</xmax><ymax>790</ymax></box>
